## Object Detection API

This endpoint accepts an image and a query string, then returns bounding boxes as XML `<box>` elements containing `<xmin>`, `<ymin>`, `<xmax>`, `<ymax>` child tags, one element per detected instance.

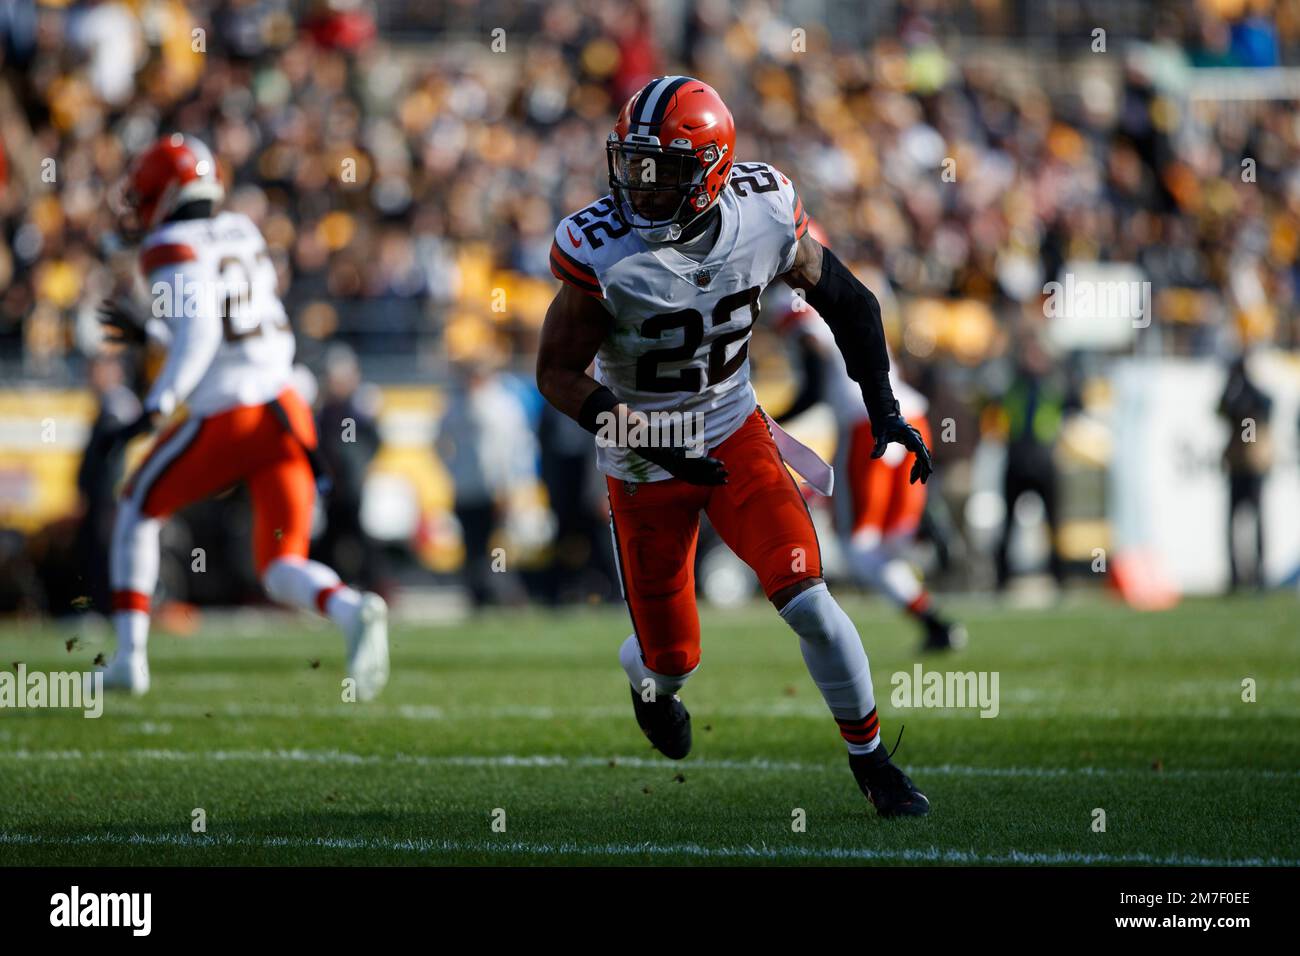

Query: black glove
<box><xmin>105</xmin><ymin>410</ymin><xmax>159</xmax><ymax>451</ymax></box>
<box><xmin>97</xmin><ymin>297</ymin><xmax>148</xmax><ymax>346</ymax></box>
<box><xmin>578</xmin><ymin>385</ymin><xmax>728</xmax><ymax>486</ymax></box>
<box><xmin>634</xmin><ymin>444</ymin><xmax>729</xmax><ymax>486</ymax></box>
<box><xmin>871</xmin><ymin>413</ymin><xmax>933</xmax><ymax>485</ymax></box>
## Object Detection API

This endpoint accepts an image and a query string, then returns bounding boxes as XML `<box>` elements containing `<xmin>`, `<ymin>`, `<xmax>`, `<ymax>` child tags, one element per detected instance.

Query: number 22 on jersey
<box><xmin>635</xmin><ymin>285</ymin><xmax>760</xmax><ymax>394</ymax></box>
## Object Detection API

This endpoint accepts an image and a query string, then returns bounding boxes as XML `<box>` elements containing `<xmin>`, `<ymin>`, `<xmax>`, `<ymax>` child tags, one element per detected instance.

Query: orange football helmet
<box><xmin>607</xmin><ymin>76</ymin><xmax>736</xmax><ymax>241</ymax></box>
<box><xmin>116</xmin><ymin>133</ymin><xmax>224</xmax><ymax>237</ymax></box>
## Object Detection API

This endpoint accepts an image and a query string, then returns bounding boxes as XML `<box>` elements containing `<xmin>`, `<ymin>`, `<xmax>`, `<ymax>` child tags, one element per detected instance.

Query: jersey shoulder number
<box><xmin>550</xmin><ymin>196</ymin><xmax>637</xmax><ymax>298</ymax></box>
<box><xmin>728</xmin><ymin>161</ymin><xmax>808</xmax><ymax>272</ymax></box>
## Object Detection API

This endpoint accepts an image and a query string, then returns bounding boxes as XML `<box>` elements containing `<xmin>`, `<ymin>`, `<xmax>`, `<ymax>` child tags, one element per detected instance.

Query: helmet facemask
<box><xmin>607</xmin><ymin>135</ymin><xmax>728</xmax><ymax>243</ymax></box>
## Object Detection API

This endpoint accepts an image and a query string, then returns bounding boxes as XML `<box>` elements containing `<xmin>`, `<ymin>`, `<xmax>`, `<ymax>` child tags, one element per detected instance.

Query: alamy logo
<box><xmin>1043</xmin><ymin>273</ymin><xmax>1151</xmax><ymax>328</ymax></box>
<box><xmin>151</xmin><ymin>272</ymin><xmax>251</xmax><ymax>319</ymax></box>
<box><xmin>0</xmin><ymin>664</ymin><xmax>101</xmax><ymax>718</ymax></box>
<box><xmin>595</xmin><ymin>408</ymin><xmax>705</xmax><ymax>457</ymax></box>
<box><xmin>50</xmin><ymin>886</ymin><xmax>151</xmax><ymax>936</ymax></box>
<box><xmin>890</xmin><ymin>664</ymin><xmax>1000</xmax><ymax>718</ymax></box>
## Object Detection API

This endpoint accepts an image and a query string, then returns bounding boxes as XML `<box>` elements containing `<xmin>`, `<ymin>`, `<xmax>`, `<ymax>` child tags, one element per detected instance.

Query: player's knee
<box><xmin>255</xmin><ymin>532</ymin><xmax>309</xmax><ymax>580</ymax></box>
<box><xmin>770</xmin><ymin>575</ymin><xmax>824</xmax><ymax>613</ymax></box>
<box><xmin>754</xmin><ymin>535</ymin><xmax>822</xmax><ymax>605</ymax></box>
<box><xmin>778</xmin><ymin>581</ymin><xmax>856</xmax><ymax>647</ymax></box>
<box><xmin>645</xmin><ymin>647</ymin><xmax>697</xmax><ymax>676</ymax></box>
<box><xmin>111</xmin><ymin>499</ymin><xmax>150</xmax><ymax>547</ymax></box>
<box><xmin>849</xmin><ymin>529</ymin><xmax>892</xmax><ymax>570</ymax></box>
<box><xmin>260</xmin><ymin>555</ymin><xmax>303</xmax><ymax>602</ymax></box>
<box><xmin>111</xmin><ymin>499</ymin><xmax>135</xmax><ymax>538</ymax></box>
<box><xmin>851</xmin><ymin>524</ymin><xmax>885</xmax><ymax>555</ymax></box>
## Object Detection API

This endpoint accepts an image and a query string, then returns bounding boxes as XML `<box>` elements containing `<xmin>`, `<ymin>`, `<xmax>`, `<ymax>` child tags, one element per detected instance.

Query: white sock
<box><xmin>109</xmin><ymin>499</ymin><xmax>160</xmax><ymax>661</ymax></box>
<box><xmin>324</xmin><ymin>587</ymin><xmax>363</xmax><ymax>631</ymax></box>
<box><xmin>779</xmin><ymin>583</ymin><xmax>881</xmax><ymax>754</ymax></box>
<box><xmin>619</xmin><ymin>634</ymin><xmax>694</xmax><ymax>699</ymax></box>
<box><xmin>110</xmin><ymin>501</ymin><xmax>161</xmax><ymax>595</ymax></box>
<box><xmin>262</xmin><ymin>556</ymin><xmax>361</xmax><ymax>630</ymax></box>
<box><xmin>113</xmin><ymin>610</ymin><xmax>150</xmax><ymax>659</ymax></box>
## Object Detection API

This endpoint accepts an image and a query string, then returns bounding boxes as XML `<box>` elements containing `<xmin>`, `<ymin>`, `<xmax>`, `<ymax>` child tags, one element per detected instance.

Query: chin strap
<box><xmin>639</xmin><ymin>202</ymin><xmax>721</xmax><ymax>245</ymax></box>
<box><xmin>642</xmin><ymin>222</ymin><xmax>682</xmax><ymax>243</ymax></box>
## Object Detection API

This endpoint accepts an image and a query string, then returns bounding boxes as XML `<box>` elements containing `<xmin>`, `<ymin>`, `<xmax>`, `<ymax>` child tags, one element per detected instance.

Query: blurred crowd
<box><xmin>3</xmin><ymin>0</ymin><xmax>1300</xmax><ymax>611</ymax></box>
<box><xmin>5</xmin><ymin>0</ymin><xmax>1300</xmax><ymax>377</ymax></box>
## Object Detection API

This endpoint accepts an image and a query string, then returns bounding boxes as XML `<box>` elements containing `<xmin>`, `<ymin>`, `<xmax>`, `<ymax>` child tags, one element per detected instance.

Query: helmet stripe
<box><xmin>647</xmin><ymin>76</ymin><xmax>691</xmax><ymax>131</ymax></box>
<box><xmin>629</xmin><ymin>81</ymin><xmax>660</xmax><ymax>132</ymax></box>
<box><xmin>634</xmin><ymin>75</ymin><xmax>688</xmax><ymax>135</ymax></box>
<box><xmin>633</xmin><ymin>76</ymin><xmax>673</xmax><ymax>130</ymax></box>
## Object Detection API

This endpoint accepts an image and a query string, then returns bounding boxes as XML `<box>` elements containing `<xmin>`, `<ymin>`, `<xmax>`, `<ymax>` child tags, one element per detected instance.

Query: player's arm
<box><xmin>139</xmin><ymin>258</ymin><xmax>224</xmax><ymax>425</ymax></box>
<box><xmin>98</xmin><ymin>296</ymin><xmax>172</xmax><ymax>349</ymax></box>
<box><xmin>779</xmin><ymin>232</ymin><xmax>932</xmax><ymax>483</ymax></box>
<box><xmin>535</xmin><ymin>282</ymin><xmax>611</xmax><ymax>421</ymax></box>
<box><xmin>536</xmin><ymin>283</ymin><xmax>727</xmax><ymax>485</ymax></box>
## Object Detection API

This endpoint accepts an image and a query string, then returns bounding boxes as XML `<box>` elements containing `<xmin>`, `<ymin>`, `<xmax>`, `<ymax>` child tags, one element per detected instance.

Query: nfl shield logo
<box><xmin>693</xmin><ymin>269</ymin><xmax>712</xmax><ymax>288</ymax></box>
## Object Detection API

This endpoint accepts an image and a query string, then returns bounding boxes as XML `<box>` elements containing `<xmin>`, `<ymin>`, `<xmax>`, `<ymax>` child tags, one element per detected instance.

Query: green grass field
<box><xmin>0</xmin><ymin>594</ymin><xmax>1297</xmax><ymax>866</ymax></box>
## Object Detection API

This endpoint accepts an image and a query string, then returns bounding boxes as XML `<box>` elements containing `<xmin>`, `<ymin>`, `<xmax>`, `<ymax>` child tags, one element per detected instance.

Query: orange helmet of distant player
<box><xmin>607</xmin><ymin>76</ymin><xmax>736</xmax><ymax>241</ymax></box>
<box><xmin>116</xmin><ymin>133</ymin><xmax>224</xmax><ymax>237</ymax></box>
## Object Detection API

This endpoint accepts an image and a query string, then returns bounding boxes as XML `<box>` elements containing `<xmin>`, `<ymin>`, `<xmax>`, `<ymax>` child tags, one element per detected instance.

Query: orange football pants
<box><xmin>122</xmin><ymin>387</ymin><xmax>318</xmax><ymax>575</ymax></box>
<box><xmin>607</xmin><ymin>409</ymin><xmax>822</xmax><ymax>676</ymax></box>
<box><xmin>846</xmin><ymin>415</ymin><xmax>930</xmax><ymax>539</ymax></box>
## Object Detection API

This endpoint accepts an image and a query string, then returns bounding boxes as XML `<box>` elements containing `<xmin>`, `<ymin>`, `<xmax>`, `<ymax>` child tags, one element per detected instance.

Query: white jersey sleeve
<box><xmin>728</xmin><ymin>161</ymin><xmax>808</xmax><ymax>274</ymax></box>
<box><xmin>141</xmin><ymin>250</ymin><xmax>223</xmax><ymax>416</ymax></box>
<box><xmin>549</xmin><ymin>197</ymin><xmax>623</xmax><ymax>308</ymax></box>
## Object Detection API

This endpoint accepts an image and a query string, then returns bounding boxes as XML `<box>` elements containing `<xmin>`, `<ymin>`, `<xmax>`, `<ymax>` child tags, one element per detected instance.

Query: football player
<box><xmin>94</xmin><ymin>133</ymin><xmax>389</xmax><ymax>698</ymax></box>
<box><xmin>536</xmin><ymin>77</ymin><xmax>932</xmax><ymax>816</ymax></box>
<box><xmin>775</xmin><ymin>226</ymin><xmax>967</xmax><ymax>653</ymax></box>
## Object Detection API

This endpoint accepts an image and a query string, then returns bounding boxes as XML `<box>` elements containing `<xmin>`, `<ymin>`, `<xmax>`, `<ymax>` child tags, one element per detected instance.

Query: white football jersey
<box><xmin>551</xmin><ymin>162</ymin><xmax>808</xmax><ymax>482</ymax></box>
<box><xmin>138</xmin><ymin>211</ymin><xmax>294</xmax><ymax>419</ymax></box>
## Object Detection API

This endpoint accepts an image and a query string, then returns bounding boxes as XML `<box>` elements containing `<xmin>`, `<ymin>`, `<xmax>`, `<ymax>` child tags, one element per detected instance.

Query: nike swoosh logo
<box><xmin>566</xmin><ymin>226</ymin><xmax>581</xmax><ymax>248</ymax></box>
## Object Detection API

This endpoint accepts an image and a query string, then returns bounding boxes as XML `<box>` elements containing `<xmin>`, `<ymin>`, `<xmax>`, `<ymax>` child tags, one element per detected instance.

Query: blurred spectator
<box><xmin>991</xmin><ymin>336</ymin><xmax>1076</xmax><ymax>591</ymax></box>
<box><xmin>5</xmin><ymin>0</ymin><xmax>1298</xmax><ymax>387</ymax></box>
<box><xmin>313</xmin><ymin>343</ymin><xmax>383</xmax><ymax>591</ymax></box>
<box><xmin>435</xmin><ymin>358</ymin><xmax>535</xmax><ymax>608</ymax></box>
<box><xmin>1218</xmin><ymin>354</ymin><xmax>1273</xmax><ymax>591</ymax></box>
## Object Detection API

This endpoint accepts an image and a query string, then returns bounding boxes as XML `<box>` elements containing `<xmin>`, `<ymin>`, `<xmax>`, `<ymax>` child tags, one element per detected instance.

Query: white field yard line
<box><xmin>0</xmin><ymin>830</ymin><xmax>1292</xmax><ymax>867</ymax></box>
<box><xmin>1</xmin><ymin>748</ymin><xmax>1297</xmax><ymax>780</ymax></box>
<box><xmin>132</xmin><ymin>674</ymin><xmax>1300</xmax><ymax>699</ymax></box>
<box><xmin>77</xmin><ymin>700</ymin><xmax>1249</xmax><ymax>721</ymax></box>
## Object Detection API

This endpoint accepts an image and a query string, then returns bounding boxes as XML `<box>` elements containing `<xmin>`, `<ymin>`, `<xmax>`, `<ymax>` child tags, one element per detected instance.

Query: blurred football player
<box><xmin>94</xmin><ymin>133</ymin><xmax>388</xmax><ymax>698</ymax></box>
<box><xmin>536</xmin><ymin>78</ymin><xmax>932</xmax><ymax>816</ymax></box>
<box><xmin>775</xmin><ymin>226</ymin><xmax>967</xmax><ymax>653</ymax></box>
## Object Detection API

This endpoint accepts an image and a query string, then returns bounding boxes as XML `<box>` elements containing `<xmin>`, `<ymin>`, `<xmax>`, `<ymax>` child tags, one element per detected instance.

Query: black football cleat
<box><xmin>849</xmin><ymin>740</ymin><xmax>930</xmax><ymax>818</ymax></box>
<box><xmin>921</xmin><ymin>617</ymin><xmax>968</xmax><ymax>653</ymax></box>
<box><xmin>629</xmin><ymin>684</ymin><xmax>692</xmax><ymax>760</ymax></box>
